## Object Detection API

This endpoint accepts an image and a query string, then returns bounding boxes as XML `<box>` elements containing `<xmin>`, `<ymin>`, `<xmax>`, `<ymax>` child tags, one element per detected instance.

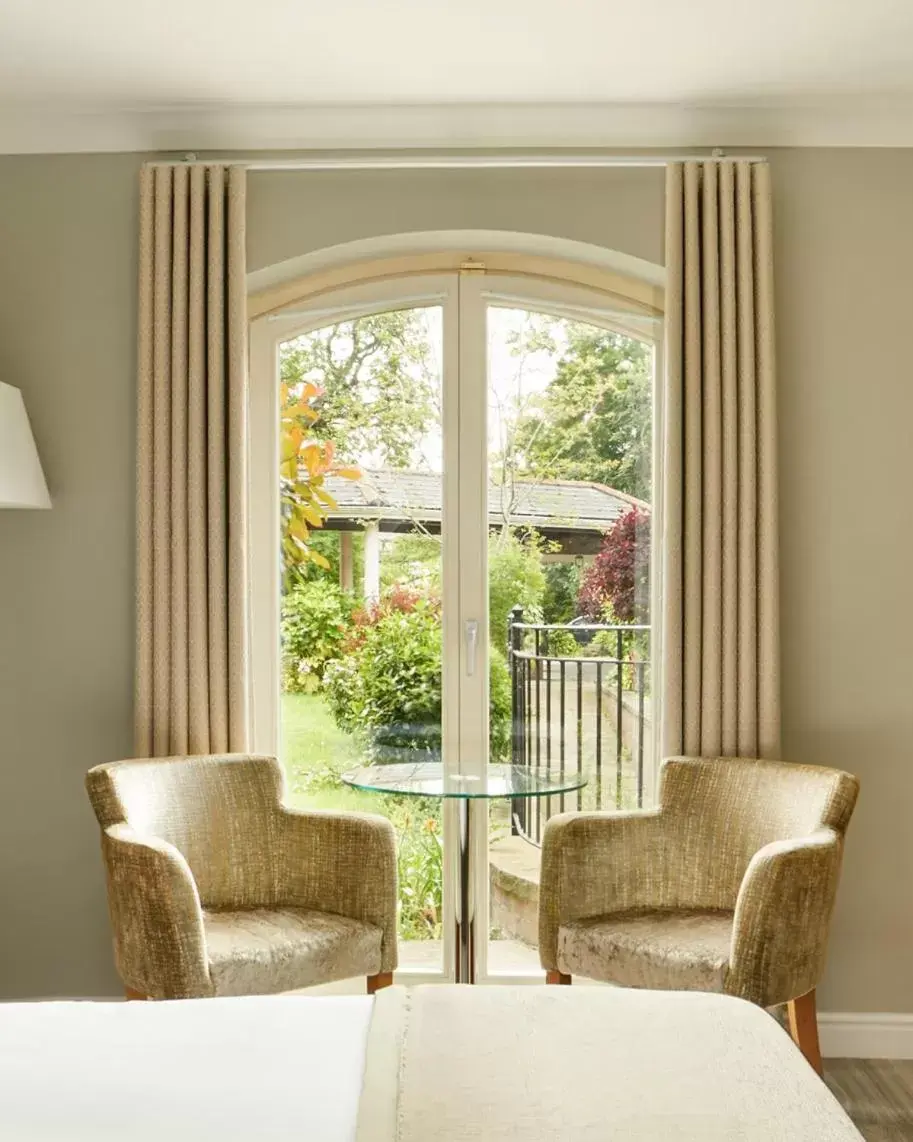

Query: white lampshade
<box><xmin>0</xmin><ymin>382</ymin><xmax>51</xmax><ymax>509</ymax></box>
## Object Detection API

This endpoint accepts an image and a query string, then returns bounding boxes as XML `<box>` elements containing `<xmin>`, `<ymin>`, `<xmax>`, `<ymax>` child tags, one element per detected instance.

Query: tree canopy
<box><xmin>280</xmin><ymin>310</ymin><xmax>440</xmax><ymax>468</ymax></box>
<box><xmin>511</xmin><ymin>325</ymin><xmax>652</xmax><ymax>502</ymax></box>
<box><xmin>279</xmin><ymin>308</ymin><xmax>653</xmax><ymax>615</ymax></box>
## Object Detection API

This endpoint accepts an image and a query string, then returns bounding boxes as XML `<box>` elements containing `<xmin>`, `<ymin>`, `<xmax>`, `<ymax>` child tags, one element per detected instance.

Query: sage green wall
<box><xmin>0</xmin><ymin>151</ymin><xmax>910</xmax><ymax>1013</ymax></box>
<box><xmin>246</xmin><ymin>166</ymin><xmax>665</xmax><ymax>272</ymax></box>
<box><xmin>772</xmin><ymin>149</ymin><xmax>913</xmax><ymax>1014</ymax></box>
<box><xmin>0</xmin><ymin>154</ymin><xmax>140</xmax><ymax>996</ymax></box>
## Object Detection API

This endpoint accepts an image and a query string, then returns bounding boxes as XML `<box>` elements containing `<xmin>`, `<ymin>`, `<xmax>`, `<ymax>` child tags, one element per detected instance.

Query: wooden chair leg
<box><xmin>787</xmin><ymin>989</ymin><xmax>823</xmax><ymax>1076</ymax></box>
<box><xmin>545</xmin><ymin>970</ymin><xmax>572</xmax><ymax>985</ymax></box>
<box><xmin>124</xmin><ymin>987</ymin><xmax>147</xmax><ymax>1001</ymax></box>
<box><xmin>367</xmin><ymin>972</ymin><xmax>394</xmax><ymax>994</ymax></box>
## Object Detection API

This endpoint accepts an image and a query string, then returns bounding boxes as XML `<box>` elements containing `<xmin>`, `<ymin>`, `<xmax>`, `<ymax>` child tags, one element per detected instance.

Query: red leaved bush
<box><xmin>352</xmin><ymin>584</ymin><xmax>431</xmax><ymax>626</ymax></box>
<box><xmin>346</xmin><ymin>585</ymin><xmax>440</xmax><ymax>651</ymax></box>
<box><xmin>577</xmin><ymin>508</ymin><xmax>651</xmax><ymax>623</ymax></box>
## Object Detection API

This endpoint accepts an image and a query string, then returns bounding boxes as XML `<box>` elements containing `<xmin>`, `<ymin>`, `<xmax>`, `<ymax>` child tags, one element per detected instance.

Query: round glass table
<box><xmin>342</xmin><ymin>762</ymin><xmax>587</xmax><ymax>983</ymax></box>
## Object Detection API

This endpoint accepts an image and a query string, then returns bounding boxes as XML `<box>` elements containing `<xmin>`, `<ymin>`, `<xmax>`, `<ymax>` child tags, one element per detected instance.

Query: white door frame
<box><xmin>249</xmin><ymin>265</ymin><xmax>663</xmax><ymax>985</ymax></box>
<box><xmin>249</xmin><ymin>274</ymin><xmax>460</xmax><ymax>761</ymax></box>
<box><xmin>250</xmin><ymin>274</ymin><xmax>462</xmax><ymax>982</ymax></box>
<box><xmin>459</xmin><ymin>272</ymin><xmax>663</xmax><ymax>981</ymax></box>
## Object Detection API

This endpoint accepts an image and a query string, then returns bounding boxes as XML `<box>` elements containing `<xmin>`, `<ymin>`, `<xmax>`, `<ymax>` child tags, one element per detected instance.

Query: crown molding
<box><xmin>3</xmin><ymin>98</ymin><xmax>913</xmax><ymax>155</ymax></box>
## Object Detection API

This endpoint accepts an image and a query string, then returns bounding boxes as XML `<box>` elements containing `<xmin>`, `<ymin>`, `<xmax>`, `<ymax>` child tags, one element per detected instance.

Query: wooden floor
<box><xmin>826</xmin><ymin>1059</ymin><xmax>913</xmax><ymax>1140</ymax></box>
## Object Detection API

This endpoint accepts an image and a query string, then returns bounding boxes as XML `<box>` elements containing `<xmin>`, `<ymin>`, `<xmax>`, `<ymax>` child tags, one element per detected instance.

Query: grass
<box><xmin>280</xmin><ymin>692</ymin><xmax>377</xmax><ymax>813</ymax></box>
<box><xmin>280</xmin><ymin>690</ymin><xmax>445</xmax><ymax>941</ymax></box>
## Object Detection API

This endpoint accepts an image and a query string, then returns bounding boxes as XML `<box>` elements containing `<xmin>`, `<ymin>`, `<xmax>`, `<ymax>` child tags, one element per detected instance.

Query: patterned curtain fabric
<box><xmin>661</xmin><ymin>161</ymin><xmax>780</xmax><ymax>759</ymax></box>
<box><xmin>135</xmin><ymin>164</ymin><xmax>250</xmax><ymax>757</ymax></box>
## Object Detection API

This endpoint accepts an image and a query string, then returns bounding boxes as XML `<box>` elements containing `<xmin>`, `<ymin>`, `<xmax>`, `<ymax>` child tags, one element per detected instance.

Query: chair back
<box><xmin>659</xmin><ymin>756</ymin><xmax>859</xmax><ymax>910</ymax></box>
<box><xmin>86</xmin><ymin>754</ymin><xmax>284</xmax><ymax>908</ymax></box>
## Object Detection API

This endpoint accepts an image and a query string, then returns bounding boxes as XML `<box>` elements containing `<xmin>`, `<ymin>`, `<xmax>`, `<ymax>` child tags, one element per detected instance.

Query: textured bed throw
<box><xmin>356</xmin><ymin>986</ymin><xmax>862</xmax><ymax>1141</ymax></box>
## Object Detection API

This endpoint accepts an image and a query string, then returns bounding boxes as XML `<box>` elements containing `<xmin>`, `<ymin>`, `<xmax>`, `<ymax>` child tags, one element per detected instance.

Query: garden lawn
<box><xmin>281</xmin><ymin>691</ymin><xmax>445</xmax><ymax>940</ymax></box>
<box><xmin>280</xmin><ymin>692</ymin><xmax>376</xmax><ymax>813</ymax></box>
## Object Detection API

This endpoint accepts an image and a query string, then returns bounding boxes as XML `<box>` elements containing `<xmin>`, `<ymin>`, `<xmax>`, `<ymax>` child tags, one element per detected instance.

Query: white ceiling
<box><xmin>3</xmin><ymin>0</ymin><xmax>913</xmax><ymax>151</ymax></box>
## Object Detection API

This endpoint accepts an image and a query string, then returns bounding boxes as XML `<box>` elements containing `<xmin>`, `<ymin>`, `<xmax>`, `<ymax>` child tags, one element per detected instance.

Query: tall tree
<box><xmin>488</xmin><ymin>311</ymin><xmax>559</xmax><ymax>533</ymax></box>
<box><xmin>512</xmin><ymin>326</ymin><xmax>652</xmax><ymax>502</ymax></box>
<box><xmin>280</xmin><ymin>310</ymin><xmax>439</xmax><ymax>467</ymax></box>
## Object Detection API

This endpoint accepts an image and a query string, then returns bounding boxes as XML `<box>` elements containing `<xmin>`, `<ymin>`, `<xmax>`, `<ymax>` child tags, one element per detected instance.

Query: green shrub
<box><xmin>324</xmin><ymin>602</ymin><xmax>512</xmax><ymax>761</ymax></box>
<box><xmin>589</xmin><ymin>627</ymin><xmax>617</xmax><ymax>658</ymax></box>
<box><xmin>322</xmin><ymin>652</ymin><xmax>363</xmax><ymax>732</ymax></box>
<box><xmin>488</xmin><ymin>532</ymin><xmax>546</xmax><ymax>647</ymax></box>
<box><xmin>281</xmin><ymin>578</ymin><xmax>354</xmax><ymax>694</ymax></box>
<box><xmin>359</xmin><ymin>604</ymin><xmax>441</xmax><ymax>758</ymax></box>
<box><xmin>542</xmin><ymin>562</ymin><xmax>580</xmax><ymax>624</ymax></box>
<box><xmin>544</xmin><ymin>628</ymin><xmax>581</xmax><ymax>658</ymax></box>
<box><xmin>390</xmin><ymin>801</ymin><xmax>443</xmax><ymax>941</ymax></box>
<box><xmin>590</xmin><ymin>619</ymin><xmax>651</xmax><ymax>693</ymax></box>
<box><xmin>324</xmin><ymin>602</ymin><xmax>440</xmax><ymax>759</ymax></box>
<box><xmin>488</xmin><ymin>649</ymin><xmax>512</xmax><ymax>761</ymax></box>
<box><xmin>376</xmin><ymin>530</ymin><xmax>546</xmax><ymax>651</ymax></box>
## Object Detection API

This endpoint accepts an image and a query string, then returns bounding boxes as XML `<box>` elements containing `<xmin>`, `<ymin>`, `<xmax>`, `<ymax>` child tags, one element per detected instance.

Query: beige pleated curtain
<box><xmin>662</xmin><ymin>161</ymin><xmax>780</xmax><ymax>760</ymax></box>
<box><xmin>135</xmin><ymin>164</ymin><xmax>250</xmax><ymax>757</ymax></box>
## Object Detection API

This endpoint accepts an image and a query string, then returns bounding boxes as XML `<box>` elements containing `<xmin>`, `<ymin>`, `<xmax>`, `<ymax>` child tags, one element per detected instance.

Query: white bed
<box><xmin>0</xmin><ymin>988</ymin><xmax>863</xmax><ymax>1141</ymax></box>
<box><xmin>0</xmin><ymin>995</ymin><xmax>371</xmax><ymax>1141</ymax></box>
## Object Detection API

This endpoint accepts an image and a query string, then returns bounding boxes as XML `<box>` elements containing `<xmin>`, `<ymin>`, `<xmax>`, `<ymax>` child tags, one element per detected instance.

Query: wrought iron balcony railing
<box><xmin>507</xmin><ymin>606</ymin><xmax>652</xmax><ymax>846</ymax></box>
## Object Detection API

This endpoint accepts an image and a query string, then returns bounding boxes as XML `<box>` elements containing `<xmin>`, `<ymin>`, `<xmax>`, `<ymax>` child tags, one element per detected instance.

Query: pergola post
<box><xmin>363</xmin><ymin>522</ymin><xmax>381</xmax><ymax>603</ymax></box>
<box><xmin>339</xmin><ymin>531</ymin><xmax>354</xmax><ymax>593</ymax></box>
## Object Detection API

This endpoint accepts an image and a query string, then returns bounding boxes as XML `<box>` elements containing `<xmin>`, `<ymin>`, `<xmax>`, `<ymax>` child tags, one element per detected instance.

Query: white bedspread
<box><xmin>358</xmin><ymin>987</ymin><xmax>862</xmax><ymax>1142</ymax></box>
<box><xmin>0</xmin><ymin>987</ymin><xmax>862</xmax><ymax>1141</ymax></box>
<box><xmin>0</xmin><ymin>995</ymin><xmax>372</xmax><ymax>1142</ymax></box>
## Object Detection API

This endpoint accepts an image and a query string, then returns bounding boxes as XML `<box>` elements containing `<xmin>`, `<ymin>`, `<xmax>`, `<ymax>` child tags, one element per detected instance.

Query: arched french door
<box><xmin>250</xmin><ymin>261</ymin><xmax>661</xmax><ymax>984</ymax></box>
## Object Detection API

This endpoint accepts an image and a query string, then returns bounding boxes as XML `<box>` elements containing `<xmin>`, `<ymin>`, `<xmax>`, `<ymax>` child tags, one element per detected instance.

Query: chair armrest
<box><xmin>275</xmin><ymin>808</ymin><xmax>398</xmax><ymax>972</ymax></box>
<box><xmin>538</xmin><ymin>810</ymin><xmax>667</xmax><ymax>970</ymax></box>
<box><xmin>727</xmin><ymin>829</ymin><xmax>845</xmax><ymax>1007</ymax></box>
<box><xmin>99</xmin><ymin>824</ymin><xmax>211</xmax><ymax>998</ymax></box>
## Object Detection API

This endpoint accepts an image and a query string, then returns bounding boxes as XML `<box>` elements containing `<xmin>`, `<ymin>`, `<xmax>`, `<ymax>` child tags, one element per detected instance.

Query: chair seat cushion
<box><xmin>557</xmin><ymin>909</ymin><xmax>734</xmax><ymax>992</ymax></box>
<box><xmin>203</xmin><ymin>907</ymin><xmax>383</xmax><ymax>996</ymax></box>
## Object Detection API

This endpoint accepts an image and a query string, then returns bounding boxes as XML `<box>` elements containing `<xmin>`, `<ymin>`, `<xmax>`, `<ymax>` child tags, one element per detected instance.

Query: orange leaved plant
<box><xmin>280</xmin><ymin>379</ymin><xmax>360</xmax><ymax>586</ymax></box>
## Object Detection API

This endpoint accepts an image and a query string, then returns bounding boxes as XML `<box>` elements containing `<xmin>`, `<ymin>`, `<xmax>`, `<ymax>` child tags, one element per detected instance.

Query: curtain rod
<box><xmin>158</xmin><ymin>151</ymin><xmax>767</xmax><ymax>171</ymax></box>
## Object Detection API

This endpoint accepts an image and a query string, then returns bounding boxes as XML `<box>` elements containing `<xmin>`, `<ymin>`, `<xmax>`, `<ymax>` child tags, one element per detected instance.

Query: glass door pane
<box><xmin>484</xmin><ymin>303</ymin><xmax>655</xmax><ymax>975</ymax></box>
<box><xmin>276</xmin><ymin>304</ymin><xmax>449</xmax><ymax>973</ymax></box>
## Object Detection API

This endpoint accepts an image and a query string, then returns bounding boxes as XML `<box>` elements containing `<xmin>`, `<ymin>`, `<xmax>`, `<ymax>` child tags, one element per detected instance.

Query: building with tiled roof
<box><xmin>322</xmin><ymin>468</ymin><xmax>649</xmax><ymax>557</ymax></box>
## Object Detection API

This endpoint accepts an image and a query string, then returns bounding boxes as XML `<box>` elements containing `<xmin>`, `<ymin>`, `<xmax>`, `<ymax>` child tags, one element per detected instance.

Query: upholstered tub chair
<box><xmin>539</xmin><ymin>755</ymin><xmax>859</xmax><ymax>1073</ymax></box>
<box><xmin>86</xmin><ymin>754</ymin><xmax>398</xmax><ymax>1000</ymax></box>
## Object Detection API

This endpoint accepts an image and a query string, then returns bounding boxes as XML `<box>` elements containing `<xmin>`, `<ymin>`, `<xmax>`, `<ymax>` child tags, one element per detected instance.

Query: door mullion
<box><xmin>457</xmin><ymin>271</ymin><xmax>490</xmax><ymax>980</ymax></box>
<box><xmin>441</xmin><ymin>277</ymin><xmax>463</xmax><ymax>778</ymax></box>
<box><xmin>457</xmin><ymin>272</ymin><xmax>490</xmax><ymax>770</ymax></box>
<box><xmin>440</xmin><ymin>275</ymin><xmax>463</xmax><ymax>982</ymax></box>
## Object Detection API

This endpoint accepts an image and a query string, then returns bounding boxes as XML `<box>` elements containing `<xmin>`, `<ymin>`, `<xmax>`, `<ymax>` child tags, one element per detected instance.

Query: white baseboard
<box><xmin>820</xmin><ymin>1013</ymin><xmax>913</xmax><ymax>1060</ymax></box>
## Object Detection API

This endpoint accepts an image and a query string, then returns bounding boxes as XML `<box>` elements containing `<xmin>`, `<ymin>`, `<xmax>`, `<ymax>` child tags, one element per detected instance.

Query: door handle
<box><xmin>465</xmin><ymin>620</ymin><xmax>479</xmax><ymax>676</ymax></box>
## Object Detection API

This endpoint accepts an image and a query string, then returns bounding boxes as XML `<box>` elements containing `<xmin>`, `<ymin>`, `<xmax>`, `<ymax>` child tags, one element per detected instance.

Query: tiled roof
<box><xmin>322</xmin><ymin>468</ymin><xmax>648</xmax><ymax>532</ymax></box>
